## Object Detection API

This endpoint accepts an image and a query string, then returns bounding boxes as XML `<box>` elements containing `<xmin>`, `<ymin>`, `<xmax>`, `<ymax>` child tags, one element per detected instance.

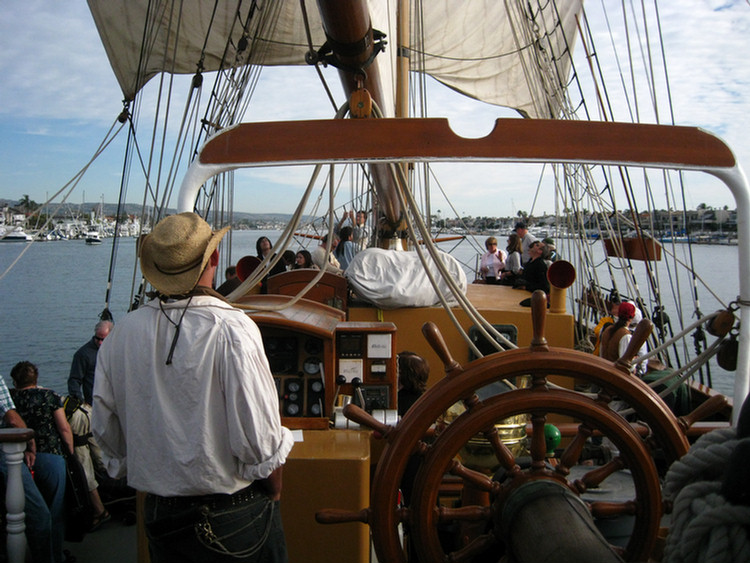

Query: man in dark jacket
<box><xmin>67</xmin><ymin>320</ymin><xmax>112</xmax><ymax>404</ymax></box>
<box><xmin>514</xmin><ymin>241</ymin><xmax>550</xmax><ymax>294</ymax></box>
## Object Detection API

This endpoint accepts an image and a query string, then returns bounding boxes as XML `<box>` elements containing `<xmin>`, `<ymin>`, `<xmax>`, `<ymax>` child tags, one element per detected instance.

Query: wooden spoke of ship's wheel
<box><xmin>333</xmin><ymin>292</ymin><xmax>693</xmax><ymax>563</ymax></box>
<box><xmin>407</xmin><ymin>389</ymin><xmax>661</xmax><ymax>562</ymax></box>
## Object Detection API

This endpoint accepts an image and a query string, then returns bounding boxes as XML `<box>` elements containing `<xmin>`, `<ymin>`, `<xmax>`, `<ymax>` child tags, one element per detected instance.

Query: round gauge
<box><xmin>311</xmin><ymin>380</ymin><xmax>323</xmax><ymax>393</ymax></box>
<box><xmin>305</xmin><ymin>338</ymin><xmax>323</xmax><ymax>355</ymax></box>
<box><xmin>286</xmin><ymin>403</ymin><xmax>300</xmax><ymax>416</ymax></box>
<box><xmin>288</xmin><ymin>393</ymin><xmax>298</xmax><ymax>402</ymax></box>
<box><xmin>287</xmin><ymin>381</ymin><xmax>300</xmax><ymax>393</ymax></box>
<box><xmin>303</xmin><ymin>358</ymin><xmax>321</xmax><ymax>375</ymax></box>
<box><xmin>310</xmin><ymin>403</ymin><xmax>321</xmax><ymax>416</ymax></box>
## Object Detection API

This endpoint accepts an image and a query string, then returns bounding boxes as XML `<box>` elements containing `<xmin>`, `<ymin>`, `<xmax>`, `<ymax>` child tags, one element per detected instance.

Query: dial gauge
<box><xmin>303</xmin><ymin>357</ymin><xmax>321</xmax><ymax>375</ymax></box>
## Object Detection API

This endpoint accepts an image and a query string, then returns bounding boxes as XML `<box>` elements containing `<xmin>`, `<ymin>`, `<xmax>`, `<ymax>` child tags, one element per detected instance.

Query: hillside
<box><xmin>0</xmin><ymin>198</ymin><xmax>297</xmax><ymax>225</ymax></box>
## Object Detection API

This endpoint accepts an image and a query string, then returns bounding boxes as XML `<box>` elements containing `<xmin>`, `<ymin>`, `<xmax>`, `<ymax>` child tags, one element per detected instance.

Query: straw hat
<box><xmin>140</xmin><ymin>212</ymin><xmax>229</xmax><ymax>295</ymax></box>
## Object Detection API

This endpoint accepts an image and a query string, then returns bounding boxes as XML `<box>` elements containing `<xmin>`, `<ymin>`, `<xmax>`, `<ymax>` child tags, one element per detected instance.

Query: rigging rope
<box><xmin>112</xmin><ymin>0</ymin><xmax>291</xmax><ymax>308</ymax></box>
<box><xmin>299</xmin><ymin>0</ymin><xmax>342</xmax><ymax>111</ymax></box>
<box><xmin>0</xmin><ymin>117</ymin><xmax>126</xmax><ymax>282</ymax></box>
<box><xmin>225</xmin><ymin>103</ymin><xmax>352</xmax><ymax>308</ymax></box>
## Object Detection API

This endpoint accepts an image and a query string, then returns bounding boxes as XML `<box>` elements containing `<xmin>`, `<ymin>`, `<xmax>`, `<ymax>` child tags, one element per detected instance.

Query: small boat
<box><xmin>0</xmin><ymin>227</ymin><xmax>33</xmax><ymax>243</ymax></box>
<box><xmin>84</xmin><ymin>230</ymin><xmax>102</xmax><ymax>245</ymax></box>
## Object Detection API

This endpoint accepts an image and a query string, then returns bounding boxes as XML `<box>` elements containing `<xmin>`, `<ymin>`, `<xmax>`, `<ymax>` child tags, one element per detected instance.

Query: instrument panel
<box><xmin>262</xmin><ymin>330</ymin><xmax>328</xmax><ymax>418</ymax></box>
<box><xmin>258</xmin><ymin>322</ymin><xmax>397</xmax><ymax>429</ymax></box>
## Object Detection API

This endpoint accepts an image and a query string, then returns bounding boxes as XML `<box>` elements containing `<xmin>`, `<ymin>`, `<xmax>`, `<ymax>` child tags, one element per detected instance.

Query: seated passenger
<box><xmin>216</xmin><ymin>265</ymin><xmax>242</xmax><ymax>296</ymax></box>
<box><xmin>592</xmin><ymin>298</ymin><xmax>621</xmax><ymax>355</ymax></box>
<box><xmin>293</xmin><ymin>250</ymin><xmax>316</xmax><ymax>269</ymax></box>
<box><xmin>599</xmin><ymin>302</ymin><xmax>648</xmax><ymax>376</ymax></box>
<box><xmin>479</xmin><ymin>236</ymin><xmax>506</xmax><ymax>284</ymax></box>
<box><xmin>542</xmin><ymin>237</ymin><xmax>559</xmax><ymax>265</ymax></box>
<box><xmin>281</xmin><ymin>250</ymin><xmax>296</xmax><ymax>271</ymax></box>
<box><xmin>256</xmin><ymin>236</ymin><xmax>287</xmax><ymax>293</ymax></box>
<box><xmin>513</xmin><ymin>241</ymin><xmax>550</xmax><ymax>293</ymax></box>
<box><xmin>311</xmin><ymin>233</ymin><xmax>343</xmax><ymax>275</ymax></box>
<box><xmin>64</xmin><ymin>396</ymin><xmax>111</xmax><ymax>531</ymax></box>
<box><xmin>499</xmin><ymin>233</ymin><xmax>523</xmax><ymax>286</ymax></box>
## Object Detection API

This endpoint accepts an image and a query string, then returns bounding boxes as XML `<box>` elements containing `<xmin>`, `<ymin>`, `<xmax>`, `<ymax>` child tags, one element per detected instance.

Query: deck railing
<box><xmin>1</xmin><ymin>428</ymin><xmax>34</xmax><ymax>563</ymax></box>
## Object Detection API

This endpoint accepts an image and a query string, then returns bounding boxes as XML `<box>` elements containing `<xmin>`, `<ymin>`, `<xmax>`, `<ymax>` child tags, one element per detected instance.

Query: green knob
<box><xmin>544</xmin><ymin>424</ymin><xmax>561</xmax><ymax>455</ymax></box>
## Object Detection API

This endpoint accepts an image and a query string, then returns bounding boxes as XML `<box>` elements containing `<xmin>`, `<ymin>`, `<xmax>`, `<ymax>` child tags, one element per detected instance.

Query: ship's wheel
<box><xmin>317</xmin><ymin>291</ymin><xmax>726</xmax><ymax>563</ymax></box>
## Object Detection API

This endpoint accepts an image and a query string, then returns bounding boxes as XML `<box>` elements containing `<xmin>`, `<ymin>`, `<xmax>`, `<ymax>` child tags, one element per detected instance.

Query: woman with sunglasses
<box><xmin>478</xmin><ymin>236</ymin><xmax>506</xmax><ymax>284</ymax></box>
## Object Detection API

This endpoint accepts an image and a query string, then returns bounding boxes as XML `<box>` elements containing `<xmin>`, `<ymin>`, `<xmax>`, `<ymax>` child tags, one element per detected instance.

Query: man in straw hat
<box><xmin>92</xmin><ymin>212</ymin><xmax>294</xmax><ymax>562</ymax></box>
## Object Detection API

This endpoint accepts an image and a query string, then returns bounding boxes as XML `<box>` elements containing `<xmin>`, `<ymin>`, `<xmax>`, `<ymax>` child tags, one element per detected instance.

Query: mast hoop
<box><xmin>316</xmin><ymin>28</ymin><xmax>387</xmax><ymax>75</ymax></box>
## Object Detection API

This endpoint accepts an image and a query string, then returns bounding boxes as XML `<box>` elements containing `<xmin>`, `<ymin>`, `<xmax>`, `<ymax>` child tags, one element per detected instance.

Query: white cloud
<box><xmin>1</xmin><ymin>1</ymin><xmax>748</xmax><ymax>216</ymax></box>
<box><xmin>0</xmin><ymin>2</ymin><xmax>123</xmax><ymax>123</ymax></box>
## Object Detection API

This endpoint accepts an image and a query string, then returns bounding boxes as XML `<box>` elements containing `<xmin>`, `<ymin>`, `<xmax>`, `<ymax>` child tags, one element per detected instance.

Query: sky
<box><xmin>1</xmin><ymin>1</ymin><xmax>749</xmax><ymax>219</ymax></box>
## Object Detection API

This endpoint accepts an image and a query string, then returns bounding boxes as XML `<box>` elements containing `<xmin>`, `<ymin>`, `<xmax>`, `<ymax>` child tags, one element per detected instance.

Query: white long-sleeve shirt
<box><xmin>92</xmin><ymin>294</ymin><xmax>293</xmax><ymax>496</ymax></box>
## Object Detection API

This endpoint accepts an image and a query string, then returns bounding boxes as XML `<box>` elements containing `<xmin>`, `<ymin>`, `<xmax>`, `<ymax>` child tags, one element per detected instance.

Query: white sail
<box><xmin>87</xmin><ymin>0</ymin><xmax>580</xmax><ymax>118</ymax></box>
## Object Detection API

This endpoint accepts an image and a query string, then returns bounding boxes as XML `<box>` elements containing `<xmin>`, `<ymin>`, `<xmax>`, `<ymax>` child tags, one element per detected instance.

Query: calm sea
<box><xmin>0</xmin><ymin>230</ymin><xmax>739</xmax><ymax>398</ymax></box>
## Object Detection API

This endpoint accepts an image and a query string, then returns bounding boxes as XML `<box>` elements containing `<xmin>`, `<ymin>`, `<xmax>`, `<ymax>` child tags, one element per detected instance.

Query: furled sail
<box><xmin>346</xmin><ymin>248</ymin><xmax>467</xmax><ymax>309</ymax></box>
<box><xmin>87</xmin><ymin>0</ymin><xmax>581</xmax><ymax>118</ymax></box>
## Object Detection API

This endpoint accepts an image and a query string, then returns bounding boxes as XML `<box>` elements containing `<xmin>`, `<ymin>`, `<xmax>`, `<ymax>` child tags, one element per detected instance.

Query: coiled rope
<box><xmin>662</xmin><ymin>427</ymin><xmax>750</xmax><ymax>563</ymax></box>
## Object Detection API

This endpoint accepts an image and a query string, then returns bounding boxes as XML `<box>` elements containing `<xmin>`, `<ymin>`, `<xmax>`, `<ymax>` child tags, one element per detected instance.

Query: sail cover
<box><xmin>87</xmin><ymin>0</ymin><xmax>581</xmax><ymax>118</ymax></box>
<box><xmin>345</xmin><ymin>248</ymin><xmax>467</xmax><ymax>309</ymax></box>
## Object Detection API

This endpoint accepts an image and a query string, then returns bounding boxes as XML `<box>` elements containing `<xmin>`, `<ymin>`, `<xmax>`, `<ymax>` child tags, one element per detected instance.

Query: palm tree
<box><xmin>17</xmin><ymin>194</ymin><xmax>39</xmax><ymax>214</ymax></box>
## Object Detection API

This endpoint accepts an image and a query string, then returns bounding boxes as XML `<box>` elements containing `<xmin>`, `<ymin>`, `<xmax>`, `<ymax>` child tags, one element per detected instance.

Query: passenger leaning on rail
<box><xmin>0</xmin><ymin>373</ymin><xmax>68</xmax><ymax>563</ymax></box>
<box><xmin>10</xmin><ymin>361</ymin><xmax>74</xmax><ymax>563</ymax></box>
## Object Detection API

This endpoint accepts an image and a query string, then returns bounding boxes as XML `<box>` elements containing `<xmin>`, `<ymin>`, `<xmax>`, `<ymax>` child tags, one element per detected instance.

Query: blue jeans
<box><xmin>0</xmin><ymin>451</ymin><xmax>66</xmax><ymax>563</ymax></box>
<box><xmin>144</xmin><ymin>491</ymin><xmax>287</xmax><ymax>563</ymax></box>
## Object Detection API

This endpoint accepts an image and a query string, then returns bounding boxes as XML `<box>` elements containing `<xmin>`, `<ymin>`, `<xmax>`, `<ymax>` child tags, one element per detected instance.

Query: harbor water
<box><xmin>0</xmin><ymin>230</ymin><xmax>739</xmax><ymax>399</ymax></box>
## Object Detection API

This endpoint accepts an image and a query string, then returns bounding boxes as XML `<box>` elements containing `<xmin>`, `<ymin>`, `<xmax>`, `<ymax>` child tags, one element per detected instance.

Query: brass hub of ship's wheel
<box><xmin>317</xmin><ymin>291</ymin><xmax>721</xmax><ymax>562</ymax></box>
